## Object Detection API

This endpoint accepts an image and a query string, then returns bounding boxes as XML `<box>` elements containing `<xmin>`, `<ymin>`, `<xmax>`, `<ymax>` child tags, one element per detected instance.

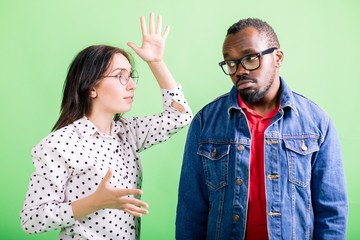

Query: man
<box><xmin>176</xmin><ymin>18</ymin><xmax>348</xmax><ymax>240</ymax></box>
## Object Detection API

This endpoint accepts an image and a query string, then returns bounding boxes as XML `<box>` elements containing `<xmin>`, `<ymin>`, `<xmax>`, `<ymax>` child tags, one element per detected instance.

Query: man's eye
<box><xmin>245</xmin><ymin>55</ymin><xmax>258</xmax><ymax>62</ymax></box>
<box><xmin>227</xmin><ymin>61</ymin><xmax>236</xmax><ymax>68</ymax></box>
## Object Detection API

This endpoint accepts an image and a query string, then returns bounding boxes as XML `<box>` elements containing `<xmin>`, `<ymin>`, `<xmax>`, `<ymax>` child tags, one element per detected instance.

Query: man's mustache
<box><xmin>236</xmin><ymin>75</ymin><xmax>256</xmax><ymax>86</ymax></box>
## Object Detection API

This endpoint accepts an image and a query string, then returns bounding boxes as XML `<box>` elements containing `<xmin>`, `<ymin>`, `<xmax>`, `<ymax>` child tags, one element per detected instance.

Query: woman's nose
<box><xmin>126</xmin><ymin>77</ymin><xmax>137</xmax><ymax>90</ymax></box>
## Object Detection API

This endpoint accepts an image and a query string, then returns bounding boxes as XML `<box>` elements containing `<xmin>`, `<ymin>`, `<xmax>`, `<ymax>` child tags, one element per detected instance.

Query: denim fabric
<box><xmin>176</xmin><ymin>78</ymin><xmax>348</xmax><ymax>240</ymax></box>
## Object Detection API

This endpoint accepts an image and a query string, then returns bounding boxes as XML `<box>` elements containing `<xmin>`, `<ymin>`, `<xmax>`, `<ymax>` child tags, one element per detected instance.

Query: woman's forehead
<box><xmin>108</xmin><ymin>53</ymin><xmax>132</xmax><ymax>72</ymax></box>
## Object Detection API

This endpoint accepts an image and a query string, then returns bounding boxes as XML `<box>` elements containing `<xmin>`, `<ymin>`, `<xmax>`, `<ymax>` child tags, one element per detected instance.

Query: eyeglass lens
<box><xmin>226</xmin><ymin>55</ymin><xmax>260</xmax><ymax>74</ymax></box>
<box><xmin>119</xmin><ymin>69</ymin><xmax>138</xmax><ymax>85</ymax></box>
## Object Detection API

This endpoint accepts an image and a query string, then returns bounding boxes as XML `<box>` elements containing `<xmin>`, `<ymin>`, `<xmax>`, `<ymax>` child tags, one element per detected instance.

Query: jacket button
<box><xmin>236</xmin><ymin>178</ymin><xmax>243</xmax><ymax>185</ymax></box>
<box><xmin>211</xmin><ymin>148</ymin><xmax>217</xmax><ymax>158</ymax></box>
<box><xmin>233</xmin><ymin>214</ymin><xmax>240</xmax><ymax>221</ymax></box>
<box><xmin>237</xmin><ymin>145</ymin><xmax>244</xmax><ymax>151</ymax></box>
<box><xmin>268</xmin><ymin>174</ymin><xmax>280</xmax><ymax>179</ymax></box>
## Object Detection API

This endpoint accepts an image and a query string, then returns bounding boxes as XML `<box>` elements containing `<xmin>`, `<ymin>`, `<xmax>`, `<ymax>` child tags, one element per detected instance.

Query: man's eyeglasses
<box><xmin>103</xmin><ymin>69</ymin><xmax>139</xmax><ymax>85</ymax></box>
<box><xmin>218</xmin><ymin>47</ymin><xmax>277</xmax><ymax>75</ymax></box>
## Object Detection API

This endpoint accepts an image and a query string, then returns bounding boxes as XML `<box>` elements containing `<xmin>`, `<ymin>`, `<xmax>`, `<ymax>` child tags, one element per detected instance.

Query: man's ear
<box><xmin>90</xmin><ymin>88</ymin><xmax>97</xmax><ymax>98</ymax></box>
<box><xmin>275</xmin><ymin>49</ymin><xmax>284</xmax><ymax>68</ymax></box>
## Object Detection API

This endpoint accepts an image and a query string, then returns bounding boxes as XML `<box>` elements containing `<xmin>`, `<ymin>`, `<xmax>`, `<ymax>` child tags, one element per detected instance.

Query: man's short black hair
<box><xmin>227</xmin><ymin>18</ymin><xmax>280</xmax><ymax>48</ymax></box>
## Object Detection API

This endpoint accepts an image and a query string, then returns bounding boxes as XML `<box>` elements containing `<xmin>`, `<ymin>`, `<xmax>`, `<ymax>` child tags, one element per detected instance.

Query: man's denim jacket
<box><xmin>176</xmin><ymin>78</ymin><xmax>348</xmax><ymax>240</ymax></box>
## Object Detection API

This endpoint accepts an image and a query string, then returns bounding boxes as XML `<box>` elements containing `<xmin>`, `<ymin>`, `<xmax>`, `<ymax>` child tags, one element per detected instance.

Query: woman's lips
<box><xmin>124</xmin><ymin>96</ymin><xmax>134</xmax><ymax>102</ymax></box>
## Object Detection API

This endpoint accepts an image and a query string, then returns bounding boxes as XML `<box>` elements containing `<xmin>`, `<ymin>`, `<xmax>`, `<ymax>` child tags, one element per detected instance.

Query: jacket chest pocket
<box><xmin>198</xmin><ymin>143</ymin><xmax>230</xmax><ymax>191</ymax></box>
<box><xmin>284</xmin><ymin>137</ymin><xmax>319</xmax><ymax>187</ymax></box>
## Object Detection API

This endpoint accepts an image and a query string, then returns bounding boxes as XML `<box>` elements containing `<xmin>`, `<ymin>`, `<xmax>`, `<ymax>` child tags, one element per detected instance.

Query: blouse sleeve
<box><xmin>120</xmin><ymin>84</ymin><xmax>193</xmax><ymax>151</ymax></box>
<box><xmin>20</xmin><ymin>140</ymin><xmax>75</xmax><ymax>234</ymax></box>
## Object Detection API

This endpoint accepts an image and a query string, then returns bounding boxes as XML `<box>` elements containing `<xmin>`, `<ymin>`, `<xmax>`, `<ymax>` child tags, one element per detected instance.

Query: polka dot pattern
<box><xmin>20</xmin><ymin>85</ymin><xmax>192</xmax><ymax>239</ymax></box>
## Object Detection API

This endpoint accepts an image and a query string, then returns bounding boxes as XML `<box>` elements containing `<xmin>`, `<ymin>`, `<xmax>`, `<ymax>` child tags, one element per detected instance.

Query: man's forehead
<box><xmin>222</xmin><ymin>28</ymin><xmax>267</xmax><ymax>56</ymax></box>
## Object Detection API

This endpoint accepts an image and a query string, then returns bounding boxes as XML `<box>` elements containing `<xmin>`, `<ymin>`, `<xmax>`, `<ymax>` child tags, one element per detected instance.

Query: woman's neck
<box><xmin>86</xmin><ymin>112</ymin><xmax>113</xmax><ymax>136</ymax></box>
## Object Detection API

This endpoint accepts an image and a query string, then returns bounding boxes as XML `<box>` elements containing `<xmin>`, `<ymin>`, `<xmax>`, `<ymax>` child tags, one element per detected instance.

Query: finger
<box><xmin>115</xmin><ymin>187</ymin><xmax>144</xmax><ymax>198</ymax></box>
<box><xmin>127</xmin><ymin>42</ymin><xmax>142</xmax><ymax>57</ymax></box>
<box><xmin>156</xmin><ymin>14</ymin><xmax>162</xmax><ymax>35</ymax></box>
<box><xmin>126</xmin><ymin>208</ymin><xmax>148</xmax><ymax>218</ymax></box>
<box><xmin>149</xmin><ymin>12</ymin><xmax>154</xmax><ymax>34</ymax></box>
<box><xmin>123</xmin><ymin>204</ymin><xmax>149</xmax><ymax>214</ymax></box>
<box><xmin>162</xmin><ymin>25</ymin><xmax>170</xmax><ymax>41</ymax></box>
<box><xmin>140</xmin><ymin>15</ymin><xmax>147</xmax><ymax>37</ymax></box>
<box><xmin>126</xmin><ymin>209</ymin><xmax>143</xmax><ymax>218</ymax></box>
<box><xmin>102</xmin><ymin>168</ymin><xmax>113</xmax><ymax>183</ymax></box>
<box><xmin>124</xmin><ymin>204</ymin><xmax>149</xmax><ymax>215</ymax></box>
<box><xmin>132</xmin><ymin>198</ymin><xmax>149</xmax><ymax>209</ymax></box>
<box><xmin>119</xmin><ymin>196</ymin><xmax>149</xmax><ymax>210</ymax></box>
<box><xmin>125</xmin><ymin>202</ymin><xmax>149</xmax><ymax>213</ymax></box>
<box><xmin>123</xmin><ymin>196</ymin><xmax>149</xmax><ymax>208</ymax></box>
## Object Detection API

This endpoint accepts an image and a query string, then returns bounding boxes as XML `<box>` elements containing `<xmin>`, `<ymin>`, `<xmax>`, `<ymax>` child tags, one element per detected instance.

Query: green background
<box><xmin>1</xmin><ymin>0</ymin><xmax>359</xmax><ymax>239</ymax></box>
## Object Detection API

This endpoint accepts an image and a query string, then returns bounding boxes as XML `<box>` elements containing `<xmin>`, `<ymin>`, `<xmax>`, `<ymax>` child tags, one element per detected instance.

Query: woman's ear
<box><xmin>90</xmin><ymin>88</ymin><xmax>97</xmax><ymax>98</ymax></box>
<box><xmin>275</xmin><ymin>49</ymin><xmax>284</xmax><ymax>68</ymax></box>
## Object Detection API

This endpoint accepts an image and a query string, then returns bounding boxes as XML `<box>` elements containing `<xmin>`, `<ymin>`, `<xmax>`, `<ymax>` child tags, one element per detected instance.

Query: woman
<box><xmin>20</xmin><ymin>12</ymin><xmax>192</xmax><ymax>240</ymax></box>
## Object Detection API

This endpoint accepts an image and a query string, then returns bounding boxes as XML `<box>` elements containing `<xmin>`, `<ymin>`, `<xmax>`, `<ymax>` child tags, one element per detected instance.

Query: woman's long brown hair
<box><xmin>52</xmin><ymin>45</ymin><xmax>133</xmax><ymax>131</ymax></box>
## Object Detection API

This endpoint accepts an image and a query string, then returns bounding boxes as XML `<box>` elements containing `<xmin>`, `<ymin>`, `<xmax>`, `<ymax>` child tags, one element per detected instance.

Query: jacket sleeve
<box><xmin>311</xmin><ymin>118</ymin><xmax>348</xmax><ymax>239</ymax></box>
<box><xmin>176</xmin><ymin>112</ymin><xmax>209</xmax><ymax>240</ymax></box>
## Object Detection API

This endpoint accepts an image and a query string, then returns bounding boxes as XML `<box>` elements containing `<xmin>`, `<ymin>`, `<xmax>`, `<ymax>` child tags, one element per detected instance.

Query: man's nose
<box><xmin>235</xmin><ymin>63</ymin><xmax>250</xmax><ymax>77</ymax></box>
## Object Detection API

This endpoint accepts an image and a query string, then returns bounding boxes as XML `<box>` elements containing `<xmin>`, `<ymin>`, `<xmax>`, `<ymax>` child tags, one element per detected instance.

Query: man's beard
<box><xmin>238</xmin><ymin>72</ymin><xmax>275</xmax><ymax>103</ymax></box>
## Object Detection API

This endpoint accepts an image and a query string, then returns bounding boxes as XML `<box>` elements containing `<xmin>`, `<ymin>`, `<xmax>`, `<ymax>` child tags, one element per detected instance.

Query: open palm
<box><xmin>127</xmin><ymin>12</ymin><xmax>169</xmax><ymax>62</ymax></box>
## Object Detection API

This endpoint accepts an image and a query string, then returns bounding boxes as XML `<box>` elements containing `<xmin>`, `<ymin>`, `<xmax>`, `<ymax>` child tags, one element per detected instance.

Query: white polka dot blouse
<box><xmin>20</xmin><ymin>85</ymin><xmax>192</xmax><ymax>240</ymax></box>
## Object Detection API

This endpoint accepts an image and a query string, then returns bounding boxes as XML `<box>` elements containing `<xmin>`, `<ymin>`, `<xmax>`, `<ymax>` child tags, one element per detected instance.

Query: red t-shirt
<box><xmin>238</xmin><ymin>93</ymin><xmax>279</xmax><ymax>240</ymax></box>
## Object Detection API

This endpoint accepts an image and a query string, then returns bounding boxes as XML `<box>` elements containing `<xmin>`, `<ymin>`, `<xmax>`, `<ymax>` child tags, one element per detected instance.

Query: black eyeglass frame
<box><xmin>102</xmin><ymin>69</ymin><xmax>139</xmax><ymax>85</ymax></box>
<box><xmin>218</xmin><ymin>47</ymin><xmax>278</xmax><ymax>75</ymax></box>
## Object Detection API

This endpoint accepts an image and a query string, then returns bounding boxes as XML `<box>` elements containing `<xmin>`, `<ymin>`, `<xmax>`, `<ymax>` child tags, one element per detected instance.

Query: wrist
<box><xmin>87</xmin><ymin>191</ymin><xmax>103</xmax><ymax>210</ymax></box>
<box><xmin>147</xmin><ymin>60</ymin><xmax>164</xmax><ymax>66</ymax></box>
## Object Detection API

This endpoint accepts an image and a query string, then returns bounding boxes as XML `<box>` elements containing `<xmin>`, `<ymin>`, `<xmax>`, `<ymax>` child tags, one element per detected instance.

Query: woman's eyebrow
<box><xmin>110</xmin><ymin>67</ymin><xmax>131</xmax><ymax>74</ymax></box>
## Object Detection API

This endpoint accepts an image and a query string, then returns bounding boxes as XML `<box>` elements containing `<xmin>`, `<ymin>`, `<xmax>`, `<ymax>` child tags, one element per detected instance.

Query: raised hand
<box><xmin>127</xmin><ymin>12</ymin><xmax>169</xmax><ymax>63</ymax></box>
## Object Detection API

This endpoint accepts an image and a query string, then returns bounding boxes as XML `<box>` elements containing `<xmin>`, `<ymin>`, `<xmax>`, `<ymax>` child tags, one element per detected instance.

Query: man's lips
<box><xmin>236</xmin><ymin>79</ymin><xmax>255</xmax><ymax>90</ymax></box>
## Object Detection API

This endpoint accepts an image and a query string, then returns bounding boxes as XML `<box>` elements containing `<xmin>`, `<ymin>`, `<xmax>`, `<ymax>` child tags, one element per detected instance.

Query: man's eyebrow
<box><xmin>242</xmin><ymin>48</ymin><xmax>257</xmax><ymax>55</ymax></box>
<box><xmin>223</xmin><ymin>47</ymin><xmax>260</xmax><ymax>59</ymax></box>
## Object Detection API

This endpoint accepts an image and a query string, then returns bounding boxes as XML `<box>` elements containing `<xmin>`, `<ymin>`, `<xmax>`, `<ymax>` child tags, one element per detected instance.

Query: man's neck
<box><xmin>244</xmin><ymin>93</ymin><xmax>280</xmax><ymax>117</ymax></box>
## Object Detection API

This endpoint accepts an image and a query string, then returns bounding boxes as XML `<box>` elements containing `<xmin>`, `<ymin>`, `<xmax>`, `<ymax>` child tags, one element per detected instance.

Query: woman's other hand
<box><xmin>72</xmin><ymin>168</ymin><xmax>149</xmax><ymax>220</ymax></box>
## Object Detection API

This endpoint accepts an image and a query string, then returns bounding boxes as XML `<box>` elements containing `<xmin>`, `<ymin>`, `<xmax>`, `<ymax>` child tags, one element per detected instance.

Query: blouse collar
<box><xmin>73</xmin><ymin>116</ymin><xmax>121</xmax><ymax>139</ymax></box>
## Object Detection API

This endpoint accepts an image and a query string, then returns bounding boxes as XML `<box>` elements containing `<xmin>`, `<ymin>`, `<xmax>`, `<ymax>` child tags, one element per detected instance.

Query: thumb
<box><xmin>102</xmin><ymin>168</ymin><xmax>113</xmax><ymax>183</ymax></box>
<box><xmin>127</xmin><ymin>42</ymin><xmax>141</xmax><ymax>54</ymax></box>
